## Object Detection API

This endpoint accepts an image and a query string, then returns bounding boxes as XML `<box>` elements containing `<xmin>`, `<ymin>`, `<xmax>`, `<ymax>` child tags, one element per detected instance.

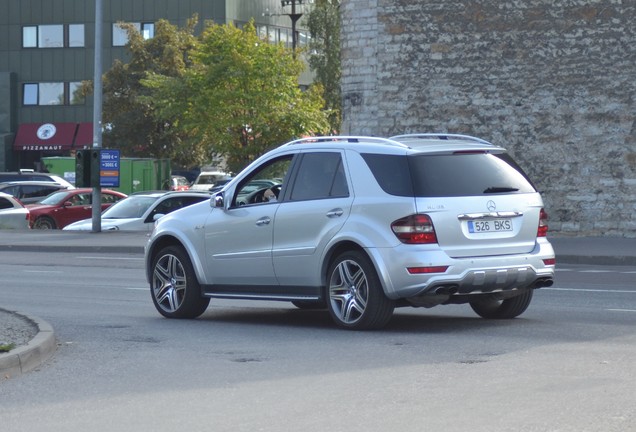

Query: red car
<box><xmin>27</xmin><ymin>188</ymin><xmax>127</xmax><ymax>229</ymax></box>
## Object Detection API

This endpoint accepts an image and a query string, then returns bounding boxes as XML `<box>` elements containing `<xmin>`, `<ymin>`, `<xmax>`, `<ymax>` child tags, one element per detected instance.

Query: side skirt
<box><xmin>202</xmin><ymin>284</ymin><xmax>323</xmax><ymax>302</ymax></box>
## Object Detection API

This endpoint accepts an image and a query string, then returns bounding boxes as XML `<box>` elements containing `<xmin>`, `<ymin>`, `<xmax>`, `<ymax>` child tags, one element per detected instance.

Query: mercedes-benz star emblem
<box><xmin>487</xmin><ymin>200</ymin><xmax>497</xmax><ymax>212</ymax></box>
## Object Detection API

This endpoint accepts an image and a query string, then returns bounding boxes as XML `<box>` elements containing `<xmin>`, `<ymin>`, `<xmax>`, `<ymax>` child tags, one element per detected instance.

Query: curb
<box><xmin>0</xmin><ymin>312</ymin><xmax>56</xmax><ymax>379</ymax></box>
<box><xmin>0</xmin><ymin>244</ymin><xmax>145</xmax><ymax>254</ymax></box>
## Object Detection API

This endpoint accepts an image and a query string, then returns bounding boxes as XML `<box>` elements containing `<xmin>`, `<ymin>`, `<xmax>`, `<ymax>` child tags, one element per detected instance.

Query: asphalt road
<box><xmin>1</xmin><ymin>248</ymin><xmax>635</xmax><ymax>432</ymax></box>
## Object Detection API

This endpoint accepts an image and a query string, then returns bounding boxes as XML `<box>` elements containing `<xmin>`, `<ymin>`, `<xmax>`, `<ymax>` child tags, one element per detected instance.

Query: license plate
<box><xmin>468</xmin><ymin>219</ymin><xmax>513</xmax><ymax>233</ymax></box>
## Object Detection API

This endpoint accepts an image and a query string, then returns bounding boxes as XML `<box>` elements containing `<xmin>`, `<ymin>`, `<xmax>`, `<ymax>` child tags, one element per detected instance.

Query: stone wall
<box><xmin>341</xmin><ymin>0</ymin><xmax>636</xmax><ymax>237</ymax></box>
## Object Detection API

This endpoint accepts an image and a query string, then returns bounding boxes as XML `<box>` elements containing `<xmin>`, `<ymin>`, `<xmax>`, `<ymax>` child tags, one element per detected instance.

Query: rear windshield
<box><xmin>362</xmin><ymin>152</ymin><xmax>536</xmax><ymax>197</ymax></box>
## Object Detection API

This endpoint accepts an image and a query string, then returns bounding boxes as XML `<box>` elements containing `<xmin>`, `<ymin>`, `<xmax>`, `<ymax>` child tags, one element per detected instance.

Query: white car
<box><xmin>64</xmin><ymin>191</ymin><xmax>212</xmax><ymax>231</ymax></box>
<box><xmin>189</xmin><ymin>171</ymin><xmax>231</xmax><ymax>191</ymax></box>
<box><xmin>0</xmin><ymin>192</ymin><xmax>30</xmax><ymax>230</ymax></box>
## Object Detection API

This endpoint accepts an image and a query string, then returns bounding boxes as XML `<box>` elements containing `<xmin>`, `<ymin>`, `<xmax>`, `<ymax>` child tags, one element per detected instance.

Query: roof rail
<box><xmin>284</xmin><ymin>136</ymin><xmax>408</xmax><ymax>148</ymax></box>
<box><xmin>390</xmin><ymin>133</ymin><xmax>493</xmax><ymax>146</ymax></box>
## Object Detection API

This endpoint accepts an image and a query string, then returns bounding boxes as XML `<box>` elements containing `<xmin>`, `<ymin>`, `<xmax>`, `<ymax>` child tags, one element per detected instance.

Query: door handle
<box><xmin>326</xmin><ymin>208</ymin><xmax>344</xmax><ymax>218</ymax></box>
<box><xmin>256</xmin><ymin>217</ymin><xmax>271</xmax><ymax>226</ymax></box>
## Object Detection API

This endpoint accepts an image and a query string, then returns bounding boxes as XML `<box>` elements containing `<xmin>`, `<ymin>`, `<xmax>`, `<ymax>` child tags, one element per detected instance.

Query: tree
<box><xmin>144</xmin><ymin>21</ymin><xmax>330</xmax><ymax>173</ymax></box>
<box><xmin>94</xmin><ymin>17</ymin><xmax>203</xmax><ymax>167</ymax></box>
<box><xmin>306</xmin><ymin>0</ymin><xmax>341</xmax><ymax>132</ymax></box>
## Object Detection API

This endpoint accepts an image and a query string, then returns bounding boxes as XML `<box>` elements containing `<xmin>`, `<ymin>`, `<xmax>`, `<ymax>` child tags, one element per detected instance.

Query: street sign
<box><xmin>99</xmin><ymin>149</ymin><xmax>120</xmax><ymax>187</ymax></box>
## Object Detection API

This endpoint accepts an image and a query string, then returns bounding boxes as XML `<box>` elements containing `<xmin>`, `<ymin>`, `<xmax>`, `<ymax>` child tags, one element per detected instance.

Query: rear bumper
<box><xmin>368</xmin><ymin>238</ymin><xmax>555</xmax><ymax>299</ymax></box>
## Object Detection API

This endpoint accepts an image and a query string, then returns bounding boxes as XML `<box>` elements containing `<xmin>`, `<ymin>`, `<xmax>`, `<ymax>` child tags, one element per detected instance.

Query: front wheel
<box><xmin>470</xmin><ymin>289</ymin><xmax>534</xmax><ymax>319</ymax></box>
<box><xmin>326</xmin><ymin>250</ymin><xmax>394</xmax><ymax>330</ymax></box>
<box><xmin>150</xmin><ymin>245</ymin><xmax>210</xmax><ymax>319</ymax></box>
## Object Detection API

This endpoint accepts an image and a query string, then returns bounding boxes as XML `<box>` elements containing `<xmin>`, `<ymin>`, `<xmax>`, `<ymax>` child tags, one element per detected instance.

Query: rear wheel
<box><xmin>326</xmin><ymin>250</ymin><xmax>394</xmax><ymax>330</ymax></box>
<box><xmin>33</xmin><ymin>216</ymin><xmax>57</xmax><ymax>229</ymax></box>
<box><xmin>470</xmin><ymin>289</ymin><xmax>534</xmax><ymax>319</ymax></box>
<box><xmin>150</xmin><ymin>245</ymin><xmax>210</xmax><ymax>318</ymax></box>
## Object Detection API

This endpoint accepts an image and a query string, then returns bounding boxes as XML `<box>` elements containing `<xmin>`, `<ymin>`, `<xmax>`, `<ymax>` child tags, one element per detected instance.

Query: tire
<box><xmin>150</xmin><ymin>245</ymin><xmax>210</xmax><ymax>319</ymax></box>
<box><xmin>470</xmin><ymin>289</ymin><xmax>534</xmax><ymax>319</ymax></box>
<box><xmin>326</xmin><ymin>250</ymin><xmax>395</xmax><ymax>330</ymax></box>
<box><xmin>33</xmin><ymin>216</ymin><xmax>57</xmax><ymax>230</ymax></box>
<box><xmin>291</xmin><ymin>300</ymin><xmax>327</xmax><ymax>310</ymax></box>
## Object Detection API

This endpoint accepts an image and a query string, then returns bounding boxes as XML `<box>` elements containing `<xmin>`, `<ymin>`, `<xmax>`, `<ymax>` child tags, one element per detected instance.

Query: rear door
<box><xmin>409</xmin><ymin>152</ymin><xmax>542</xmax><ymax>258</ymax></box>
<box><xmin>272</xmin><ymin>151</ymin><xmax>353</xmax><ymax>286</ymax></box>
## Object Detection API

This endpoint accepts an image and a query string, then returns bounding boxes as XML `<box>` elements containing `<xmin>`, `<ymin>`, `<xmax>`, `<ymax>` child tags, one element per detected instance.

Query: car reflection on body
<box><xmin>0</xmin><ymin>192</ymin><xmax>29</xmax><ymax>230</ymax></box>
<box><xmin>27</xmin><ymin>188</ymin><xmax>127</xmax><ymax>229</ymax></box>
<box><xmin>64</xmin><ymin>190</ymin><xmax>213</xmax><ymax>231</ymax></box>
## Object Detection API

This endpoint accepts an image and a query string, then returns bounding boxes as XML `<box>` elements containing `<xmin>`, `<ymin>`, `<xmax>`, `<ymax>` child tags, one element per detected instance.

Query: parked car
<box><xmin>0</xmin><ymin>181</ymin><xmax>73</xmax><ymax>204</ymax></box>
<box><xmin>0</xmin><ymin>171</ymin><xmax>74</xmax><ymax>188</ymax></box>
<box><xmin>27</xmin><ymin>188</ymin><xmax>127</xmax><ymax>229</ymax></box>
<box><xmin>144</xmin><ymin>134</ymin><xmax>555</xmax><ymax>330</ymax></box>
<box><xmin>64</xmin><ymin>190</ymin><xmax>212</xmax><ymax>231</ymax></box>
<box><xmin>0</xmin><ymin>192</ymin><xmax>29</xmax><ymax>230</ymax></box>
<box><xmin>190</xmin><ymin>170</ymin><xmax>231</xmax><ymax>191</ymax></box>
<box><xmin>167</xmin><ymin>175</ymin><xmax>190</xmax><ymax>191</ymax></box>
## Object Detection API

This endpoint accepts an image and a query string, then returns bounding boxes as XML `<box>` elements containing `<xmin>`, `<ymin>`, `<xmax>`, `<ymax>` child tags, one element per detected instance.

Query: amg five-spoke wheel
<box><xmin>327</xmin><ymin>251</ymin><xmax>394</xmax><ymax>330</ymax></box>
<box><xmin>151</xmin><ymin>246</ymin><xmax>209</xmax><ymax>318</ymax></box>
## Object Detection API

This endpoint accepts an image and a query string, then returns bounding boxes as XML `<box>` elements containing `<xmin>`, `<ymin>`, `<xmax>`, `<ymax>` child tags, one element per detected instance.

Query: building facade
<box><xmin>0</xmin><ymin>0</ymin><xmax>312</xmax><ymax>172</ymax></box>
<box><xmin>341</xmin><ymin>0</ymin><xmax>636</xmax><ymax>237</ymax></box>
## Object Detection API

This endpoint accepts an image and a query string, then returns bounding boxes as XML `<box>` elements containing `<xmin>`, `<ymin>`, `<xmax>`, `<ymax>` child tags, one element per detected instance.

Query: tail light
<box><xmin>537</xmin><ymin>208</ymin><xmax>548</xmax><ymax>237</ymax></box>
<box><xmin>391</xmin><ymin>214</ymin><xmax>437</xmax><ymax>244</ymax></box>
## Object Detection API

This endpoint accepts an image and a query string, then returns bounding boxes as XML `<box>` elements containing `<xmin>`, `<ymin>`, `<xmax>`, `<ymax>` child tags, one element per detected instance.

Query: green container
<box><xmin>42</xmin><ymin>155</ymin><xmax>172</xmax><ymax>195</ymax></box>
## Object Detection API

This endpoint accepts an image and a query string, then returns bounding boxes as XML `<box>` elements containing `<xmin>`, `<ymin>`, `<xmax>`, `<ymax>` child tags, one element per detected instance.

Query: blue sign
<box><xmin>99</xmin><ymin>149</ymin><xmax>120</xmax><ymax>187</ymax></box>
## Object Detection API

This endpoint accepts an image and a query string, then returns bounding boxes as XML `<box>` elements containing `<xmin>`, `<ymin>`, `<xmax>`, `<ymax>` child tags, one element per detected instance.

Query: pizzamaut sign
<box><xmin>20</xmin><ymin>144</ymin><xmax>63</xmax><ymax>151</ymax></box>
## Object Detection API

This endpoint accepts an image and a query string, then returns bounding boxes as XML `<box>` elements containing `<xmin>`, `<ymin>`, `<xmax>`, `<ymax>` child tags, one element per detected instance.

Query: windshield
<box><xmin>38</xmin><ymin>191</ymin><xmax>71</xmax><ymax>205</ymax></box>
<box><xmin>102</xmin><ymin>196</ymin><xmax>159</xmax><ymax>219</ymax></box>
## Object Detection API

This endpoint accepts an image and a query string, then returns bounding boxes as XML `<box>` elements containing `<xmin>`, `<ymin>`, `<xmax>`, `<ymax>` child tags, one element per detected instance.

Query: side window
<box><xmin>362</xmin><ymin>153</ymin><xmax>413</xmax><ymax>197</ymax></box>
<box><xmin>289</xmin><ymin>152</ymin><xmax>349</xmax><ymax>201</ymax></box>
<box><xmin>233</xmin><ymin>156</ymin><xmax>293</xmax><ymax>206</ymax></box>
<box><xmin>0</xmin><ymin>197</ymin><xmax>13</xmax><ymax>210</ymax></box>
<box><xmin>2</xmin><ymin>185</ymin><xmax>19</xmax><ymax>197</ymax></box>
<box><xmin>102</xmin><ymin>194</ymin><xmax>121</xmax><ymax>204</ymax></box>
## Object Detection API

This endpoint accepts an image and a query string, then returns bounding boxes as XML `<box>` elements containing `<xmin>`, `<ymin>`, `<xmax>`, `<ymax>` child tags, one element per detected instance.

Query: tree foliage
<box><xmin>306</xmin><ymin>0</ymin><xmax>341</xmax><ymax>132</ymax></box>
<box><xmin>96</xmin><ymin>18</ymin><xmax>202</xmax><ymax>167</ymax></box>
<box><xmin>143</xmin><ymin>21</ymin><xmax>330</xmax><ymax>173</ymax></box>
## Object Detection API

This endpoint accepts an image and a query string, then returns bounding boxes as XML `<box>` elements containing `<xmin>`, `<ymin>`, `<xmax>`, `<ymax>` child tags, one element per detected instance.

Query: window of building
<box><xmin>23</xmin><ymin>26</ymin><xmax>38</xmax><ymax>48</ymax></box>
<box><xmin>68</xmin><ymin>24</ymin><xmax>85</xmax><ymax>47</ymax></box>
<box><xmin>22</xmin><ymin>24</ymin><xmax>84</xmax><ymax>48</ymax></box>
<box><xmin>38</xmin><ymin>25</ymin><xmax>64</xmax><ymax>48</ymax></box>
<box><xmin>113</xmin><ymin>22</ymin><xmax>154</xmax><ymax>47</ymax></box>
<box><xmin>39</xmin><ymin>83</ymin><xmax>64</xmax><ymax>105</ymax></box>
<box><xmin>23</xmin><ymin>84</ymin><xmax>39</xmax><ymax>105</ymax></box>
<box><xmin>69</xmin><ymin>82</ymin><xmax>85</xmax><ymax>105</ymax></box>
<box><xmin>23</xmin><ymin>82</ymin><xmax>85</xmax><ymax>106</ymax></box>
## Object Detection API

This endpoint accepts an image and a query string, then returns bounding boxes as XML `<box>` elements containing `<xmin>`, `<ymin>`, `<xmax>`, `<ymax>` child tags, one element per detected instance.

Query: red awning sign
<box><xmin>13</xmin><ymin>122</ymin><xmax>78</xmax><ymax>151</ymax></box>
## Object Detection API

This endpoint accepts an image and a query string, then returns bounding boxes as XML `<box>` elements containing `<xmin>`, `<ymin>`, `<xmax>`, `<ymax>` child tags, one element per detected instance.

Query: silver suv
<box><xmin>145</xmin><ymin>134</ymin><xmax>555</xmax><ymax>330</ymax></box>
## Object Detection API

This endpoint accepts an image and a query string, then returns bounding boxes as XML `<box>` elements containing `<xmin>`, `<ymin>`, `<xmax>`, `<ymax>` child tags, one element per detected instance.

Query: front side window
<box><xmin>233</xmin><ymin>156</ymin><xmax>293</xmax><ymax>206</ymax></box>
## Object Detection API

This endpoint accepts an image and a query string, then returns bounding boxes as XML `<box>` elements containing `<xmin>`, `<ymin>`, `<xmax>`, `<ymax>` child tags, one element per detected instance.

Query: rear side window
<box><xmin>289</xmin><ymin>152</ymin><xmax>349</xmax><ymax>201</ymax></box>
<box><xmin>363</xmin><ymin>152</ymin><xmax>536</xmax><ymax>197</ymax></box>
<box><xmin>0</xmin><ymin>197</ymin><xmax>13</xmax><ymax>210</ymax></box>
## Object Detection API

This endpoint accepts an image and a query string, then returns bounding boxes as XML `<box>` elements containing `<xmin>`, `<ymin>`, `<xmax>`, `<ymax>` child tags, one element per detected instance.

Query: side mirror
<box><xmin>152</xmin><ymin>213</ymin><xmax>165</xmax><ymax>222</ymax></box>
<box><xmin>213</xmin><ymin>192</ymin><xmax>224</xmax><ymax>208</ymax></box>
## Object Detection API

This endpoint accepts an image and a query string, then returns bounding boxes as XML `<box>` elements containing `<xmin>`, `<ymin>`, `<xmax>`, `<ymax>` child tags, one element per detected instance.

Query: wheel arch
<box><xmin>321</xmin><ymin>240</ymin><xmax>396</xmax><ymax>298</ymax></box>
<box><xmin>145</xmin><ymin>233</ymin><xmax>207</xmax><ymax>287</ymax></box>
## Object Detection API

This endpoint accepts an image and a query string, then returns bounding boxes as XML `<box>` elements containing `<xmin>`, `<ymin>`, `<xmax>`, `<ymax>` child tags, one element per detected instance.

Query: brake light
<box><xmin>537</xmin><ymin>208</ymin><xmax>549</xmax><ymax>237</ymax></box>
<box><xmin>392</xmin><ymin>214</ymin><xmax>437</xmax><ymax>244</ymax></box>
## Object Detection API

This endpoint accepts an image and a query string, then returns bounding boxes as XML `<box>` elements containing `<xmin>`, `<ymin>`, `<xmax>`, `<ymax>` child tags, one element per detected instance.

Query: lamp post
<box><xmin>281</xmin><ymin>0</ymin><xmax>305</xmax><ymax>55</ymax></box>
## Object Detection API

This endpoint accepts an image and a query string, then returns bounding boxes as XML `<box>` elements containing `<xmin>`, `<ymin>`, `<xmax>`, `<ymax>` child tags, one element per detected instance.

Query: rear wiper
<box><xmin>483</xmin><ymin>186</ymin><xmax>519</xmax><ymax>194</ymax></box>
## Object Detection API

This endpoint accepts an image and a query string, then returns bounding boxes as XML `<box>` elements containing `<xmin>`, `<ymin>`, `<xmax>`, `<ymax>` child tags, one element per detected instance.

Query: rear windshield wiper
<box><xmin>483</xmin><ymin>186</ymin><xmax>520</xmax><ymax>194</ymax></box>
